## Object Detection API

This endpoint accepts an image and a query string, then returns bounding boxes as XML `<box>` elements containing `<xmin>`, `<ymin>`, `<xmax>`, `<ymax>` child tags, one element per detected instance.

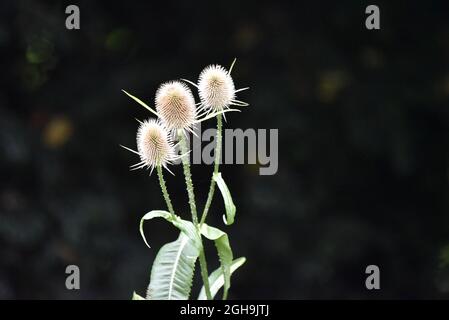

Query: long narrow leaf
<box><xmin>198</xmin><ymin>257</ymin><xmax>246</xmax><ymax>300</ymax></box>
<box><xmin>200</xmin><ymin>224</ymin><xmax>233</xmax><ymax>299</ymax></box>
<box><xmin>213</xmin><ymin>172</ymin><xmax>236</xmax><ymax>225</ymax></box>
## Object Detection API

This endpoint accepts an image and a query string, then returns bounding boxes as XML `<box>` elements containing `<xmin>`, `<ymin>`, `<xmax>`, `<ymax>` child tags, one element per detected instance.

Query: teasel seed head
<box><xmin>121</xmin><ymin>119</ymin><xmax>176</xmax><ymax>173</ymax></box>
<box><xmin>155</xmin><ymin>81</ymin><xmax>196</xmax><ymax>132</ymax></box>
<box><xmin>198</xmin><ymin>64</ymin><xmax>236</xmax><ymax>112</ymax></box>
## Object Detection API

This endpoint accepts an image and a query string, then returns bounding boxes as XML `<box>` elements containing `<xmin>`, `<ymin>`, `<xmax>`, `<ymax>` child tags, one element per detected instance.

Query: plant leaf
<box><xmin>122</xmin><ymin>89</ymin><xmax>159</xmax><ymax>116</ymax></box>
<box><xmin>198</xmin><ymin>257</ymin><xmax>246</xmax><ymax>300</ymax></box>
<box><xmin>213</xmin><ymin>172</ymin><xmax>236</xmax><ymax>225</ymax></box>
<box><xmin>132</xmin><ymin>291</ymin><xmax>145</xmax><ymax>300</ymax></box>
<box><xmin>146</xmin><ymin>233</ymin><xmax>200</xmax><ymax>300</ymax></box>
<box><xmin>200</xmin><ymin>224</ymin><xmax>233</xmax><ymax>299</ymax></box>
<box><xmin>139</xmin><ymin>210</ymin><xmax>199</xmax><ymax>248</ymax></box>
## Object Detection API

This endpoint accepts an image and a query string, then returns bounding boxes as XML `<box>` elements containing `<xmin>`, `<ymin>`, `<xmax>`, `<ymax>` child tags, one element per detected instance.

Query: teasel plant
<box><xmin>121</xmin><ymin>59</ymin><xmax>249</xmax><ymax>300</ymax></box>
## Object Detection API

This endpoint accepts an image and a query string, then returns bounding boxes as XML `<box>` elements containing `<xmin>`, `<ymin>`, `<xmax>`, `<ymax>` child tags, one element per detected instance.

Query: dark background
<box><xmin>1</xmin><ymin>0</ymin><xmax>449</xmax><ymax>299</ymax></box>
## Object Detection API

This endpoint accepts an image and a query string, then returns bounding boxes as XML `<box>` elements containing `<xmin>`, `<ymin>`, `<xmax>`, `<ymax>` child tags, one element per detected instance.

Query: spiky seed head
<box><xmin>198</xmin><ymin>64</ymin><xmax>235</xmax><ymax>111</ymax></box>
<box><xmin>155</xmin><ymin>81</ymin><xmax>196</xmax><ymax>131</ymax></box>
<box><xmin>136</xmin><ymin>119</ymin><xmax>175</xmax><ymax>170</ymax></box>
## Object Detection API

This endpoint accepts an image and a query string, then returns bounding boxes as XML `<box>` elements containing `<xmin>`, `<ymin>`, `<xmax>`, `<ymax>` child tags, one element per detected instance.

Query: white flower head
<box><xmin>183</xmin><ymin>61</ymin><xmax>249</xmax><ymax>116</ymax></box>
<box><xmin>155</xmin><ymin>81</ymin><xmax>196</xmax><ymax>133</ymax></box>
<box><xmin>121</xmin><ymin>119</ymin><xmax>177</xmax><ymax>174</ymax></box>
<box><xmin>122</xmin><ymin>61</ymin><xmax>248</xmax><ymax>139</ymax></box>
<box><xmin>198</xmin><ymin>65</ymin><xmax>236</xmax><ymax>112</ymax></box>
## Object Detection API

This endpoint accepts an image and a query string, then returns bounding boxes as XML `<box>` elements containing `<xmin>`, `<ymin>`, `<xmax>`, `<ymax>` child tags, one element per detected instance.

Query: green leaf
<box><xmin>198</xmin><ymin>257</ymin><xmax>246</xmax><ymax>300</ymax></box>
<box><xmin>140</xmin><ymin>211</ymin><xmax>202</xmax><ymax>300</ymax></box>
<box><xmin>139</xmin><ymin>210</ymin><xmax>199</xmax><ymax>248</ymax></box>
<box><xmin>122</xmin><ymin>89</ymin><xmax>159</xmax><ymax>117</ymax></box>
<box><xmin>200</xmin><ymin>224</ymin><xmax>233</xmax><ymax>299</ymax></box>
<box><xmin>213</xmin><ymin>172</ymin><xmax>236</xmax><ymax>225</ymax></box>
<box><xmin>147</xmin><ymin>233</ymin><xmax>200</xmax><ymax>300</ymax></box>
<box><xmin>132</xmin><ymin>291</ymin><xmax>145</xmax><ymax>300</ymax></box>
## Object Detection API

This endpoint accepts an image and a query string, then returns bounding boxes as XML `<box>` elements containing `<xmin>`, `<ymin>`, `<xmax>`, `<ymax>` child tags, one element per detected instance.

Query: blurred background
<box><xmin>1</xmin><ymin>0</ymin><xmax>449</xmax><ymax>299</ymax></box>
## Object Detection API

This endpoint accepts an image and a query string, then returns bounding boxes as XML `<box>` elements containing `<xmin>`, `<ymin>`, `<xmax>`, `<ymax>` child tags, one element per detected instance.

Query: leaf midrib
<box><xmin>168</xmin><ymin>235</ymin><xmax>189</xmax><ymax>299</ymax></box>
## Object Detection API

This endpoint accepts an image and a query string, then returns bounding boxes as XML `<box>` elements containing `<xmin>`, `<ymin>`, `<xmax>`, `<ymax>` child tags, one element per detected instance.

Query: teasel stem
<box><xmin>156</xmin><ymin>165</ymin><xmax>175</xmax><ymax>218</ymax></box>
<box><xmin>178</xmin><ymin>130</ymin><xmax>199</xmax><ymax>225</ymax></box>
<box><xmin>198</xmin><ymin>251</ymin><xmax>211</xmax><ymax>299</ymax></box>
<box><xmin>200</xmin><ymin>114</ymin><xmax>222</xmax><ymax>226</ymax></box>
<box><xmin>177</xmin><ymin>130</ymin><xmax>212</xmax><ymax>300</ymax></box>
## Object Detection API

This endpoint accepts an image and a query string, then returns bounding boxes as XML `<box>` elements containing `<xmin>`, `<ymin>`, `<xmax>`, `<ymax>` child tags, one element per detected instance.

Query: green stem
<box><xmin>200</xmin><ymin>114</ymin><xmax>222</xmax><ymax>226</ymax></box>
<box><xmin>178</xmin><ymin>131</ymin><xmax>199</xmax><ymax>225</ymax></box>
<box><xmin>223</xmin><ymin>288</ymin><xmax>228</xmax><ymax>300</ymax></box>
<box><xmin>198</xmin><ymin>250</ymin><xmax>211</xmax><ymax>298</ymax></box>
<box><xmin>178</xmin><ymin>130</ymin><xmax>212</xmax><ymax>300</ymax></box>
<box><xmin>156</xmin><ymin>165</ymin><xmax>175</xmax><ymax>217</ymax></box>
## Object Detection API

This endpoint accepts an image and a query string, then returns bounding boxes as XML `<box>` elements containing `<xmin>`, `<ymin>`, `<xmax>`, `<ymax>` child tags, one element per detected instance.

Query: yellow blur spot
<box><xmin>43</xmin><ymin>116</ymin><xmax>73</xmax><ymax>148</ymax></box>
<box><xmin>439</xmin><ymin>76</ymin><xmax>449</xmax><ymax>97</ymax></box>
<box><xmin>317</xmin><ymin>70</ymin><xmax>348</xmax><ymax>103</ymax></box>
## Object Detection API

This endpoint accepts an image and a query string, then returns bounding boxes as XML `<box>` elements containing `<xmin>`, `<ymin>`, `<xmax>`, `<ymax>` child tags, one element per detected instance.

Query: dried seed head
<box><xmin>198</xmin><ymin>64</ymin><xmax>235</xmax><ymax>111</ymax></box>
<box><xmin>155</xmin><ymin>81</ymin><xmax>196</xmax><ymax>131</ymax></box>
<box><xmin>136</xmin><ymin>119</ymin><xmax>175</xmax><ymax>170</ymax></box>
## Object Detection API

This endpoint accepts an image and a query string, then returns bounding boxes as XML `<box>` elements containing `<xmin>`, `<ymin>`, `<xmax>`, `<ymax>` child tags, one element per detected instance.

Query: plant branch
<box><xmin>200</xmin><ymin>114</ymin><xmax>222</xmax><ymax>226</ymax></box>
<box><xmin>178</xmin><ymin>131</ymin><xmax>199</xmax><ymax>225</ymax></box>
<box><xmin>178</xmin><ymin>130</ymin><xmax>212</xmax><ymax>300</ymax></box>
<box><xmin>157</xmin><ymin>165</ymin><xmax>175</xmax><ymax>217</ymax></box>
